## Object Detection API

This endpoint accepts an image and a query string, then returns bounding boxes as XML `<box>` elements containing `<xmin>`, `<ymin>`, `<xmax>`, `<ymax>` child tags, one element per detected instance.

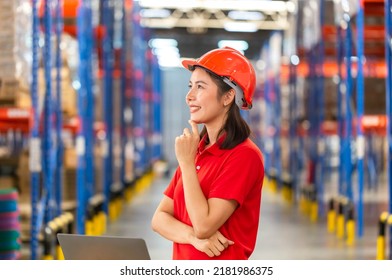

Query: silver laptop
<box><xmin>57</xmin><ymin>233</ymin><xmax>151</xmax><ymax>260</ymax></box>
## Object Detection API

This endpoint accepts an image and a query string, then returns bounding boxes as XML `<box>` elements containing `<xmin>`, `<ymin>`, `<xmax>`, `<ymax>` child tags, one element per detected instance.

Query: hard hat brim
<box><xmin>181</xmin><ymin>59</ymin><xmax>198</xmax><ymax>71</ymax></box>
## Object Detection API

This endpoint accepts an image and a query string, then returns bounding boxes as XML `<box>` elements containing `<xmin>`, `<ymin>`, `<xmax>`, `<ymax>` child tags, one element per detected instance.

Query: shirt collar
<box><xmin>197</xmin><ymin>133</ymin><xmax>226</xmax><ymax>156</ymax></box>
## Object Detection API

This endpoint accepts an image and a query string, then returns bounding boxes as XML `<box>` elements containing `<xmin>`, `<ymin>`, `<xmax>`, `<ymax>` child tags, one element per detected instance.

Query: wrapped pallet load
<box><xmin>0</xmin><ymin>188</ymin><xmax>21</xmax><ymax>260</ymax></box>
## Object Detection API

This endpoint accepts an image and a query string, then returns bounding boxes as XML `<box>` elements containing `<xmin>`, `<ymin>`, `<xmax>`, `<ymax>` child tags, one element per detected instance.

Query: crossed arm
<box><xmin>151</xmin><ymin>195</ymin><xmax>236</xmax><ymax>257</ymax></box>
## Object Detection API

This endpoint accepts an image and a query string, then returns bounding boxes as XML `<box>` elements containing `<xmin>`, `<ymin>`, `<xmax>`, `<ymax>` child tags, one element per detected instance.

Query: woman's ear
<box><xmin>223</xmin><ymin>89</ymin><xmax>236</xmax><ymax>106</ymax></box>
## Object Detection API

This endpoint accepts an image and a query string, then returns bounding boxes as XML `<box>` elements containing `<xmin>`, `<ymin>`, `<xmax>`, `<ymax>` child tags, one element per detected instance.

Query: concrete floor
<box><xmin>105</xmin><ymin>174</ymin><xmax>384</xmax><ymax>260</ymax></box>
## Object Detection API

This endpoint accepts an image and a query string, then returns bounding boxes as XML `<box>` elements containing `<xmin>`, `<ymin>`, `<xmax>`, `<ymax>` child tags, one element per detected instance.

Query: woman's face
<box><xmin>186</xmin><ymin>67</ymin><xmax>227</xmax><ymax>127</ymax></box>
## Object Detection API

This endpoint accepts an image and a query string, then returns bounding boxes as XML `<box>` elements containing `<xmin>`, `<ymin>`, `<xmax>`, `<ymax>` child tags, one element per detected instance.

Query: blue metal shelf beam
<box><xmin>120</xmin><ymin>0</ymin><xmax>127</xmax><ymax>185</ymax></box>
<box><xmin>131</xmin><ymin>2</ymin><xmax>148</xmax><ymax>176</ymax></box>
<box><xmin>76</xmin><ymin>0</ymin><xmax>95</xmax><ymax>233</ymax></box>
<box><xmin>336</xmin><ymin>26</ymin><xmax>345</xmax><ymax>197</ymax></box>
<box><xmin>43</xmin><ymin>0</ymin><xmax>55</xmax><ymax>227</ymax></box>
<box><xmin>316</xmin><ymin>0</ymin><xmax>325</xmax><ymax>215</ymax></box>
<box><xmin>30</xmin><ymin>0</ymin><xmax>41</xmax><ymax>260</ymax></box>
<box><xmin>356</xmin><ymin>0</ymin><xmax>365</xmax><ymax>238</ymax></box>
<box><xmin>102</xmin><ymin>0</ymin><xmax>115</xmax><ymax>214</ymax></box>
<box><xmin>76</xmin><ymin>3</ymin><xmax>87</xmax><ymax>234</ymax></box>
<box><xmin>84</xmin><ymin>1</ymin><xmax>95</xmax><ymax>223</ymax></box>
<box><xmin>151</xmin><ymin>53</ymin><xmax>162</xmax><ymax>161</ymax></box>
<box><xmin>122</xmin><ymin>1</ymin><xmax>134</xmax><ymax>183</ymax></box>
<box><xmin>343</xmin><ymin>22</ymin><xmax>354</xmax><ymax>203</ymax></box>
<box><xmin>385</xmin><ymin>0</ymin><xmax>392</xmax><ymax>259</ymax></box>
<box><xmin>335</xmin><ymin>9</ymin><xmax>355</xmax><ymax>232</ymax></box>
<box><xmin>288</xmin><ymin>58</ymin><xmax>300</xmax><ymax>199</ymax></box>
<box><xmin>55</xmin><ymin>0</ymin><xmax>64</xmax><ymax>219</ymax></box>
<box><xmin>262</xmin><ymin>43</ymin><xmax>272</xmax><ymax>173</ymax></box>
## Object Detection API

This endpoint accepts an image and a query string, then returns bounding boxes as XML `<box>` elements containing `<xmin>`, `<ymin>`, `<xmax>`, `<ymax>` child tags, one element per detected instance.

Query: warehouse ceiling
<box><xmin>136</xmin><ymin>0</ymin><xmax>296</xmax><ymax>62</ymax></box>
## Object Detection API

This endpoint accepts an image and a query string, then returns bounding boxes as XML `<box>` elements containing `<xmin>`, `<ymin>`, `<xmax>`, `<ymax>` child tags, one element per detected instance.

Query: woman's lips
<box><xmin>189</xmin><ymin>105</ymin><xmax>201</xmax><ymax>113</ymax></box>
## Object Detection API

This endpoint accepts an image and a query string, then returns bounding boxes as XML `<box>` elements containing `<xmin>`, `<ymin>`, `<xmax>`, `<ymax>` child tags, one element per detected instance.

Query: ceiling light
<box><xmin>157</xmin><ymin>56</ymin><xmax>181</xmax><ymax>68</ymax></box>
<box><xmin>152</xmin><ymin>46</ymin><xmax>180</xmax><ymax>57</ymax></box>
<box><xmin>140</xmin><ymin>8</ymin><xmax>171</xmax><ymax>18</ymax></box>
<box><xmin>223</xmin><ymin>22</ymin><xmax>258</xmax><ymax>33</ymax></box>
<box><xmin>138</xmin><ymin>0</ymin><xmax>291</xmax><ymax>13</ymax></box>
<box><xmin>228</xmin><ymin>11</ymin><xmax>264</xmax><ymax>21</ymax></box>
<box><xmin>218</xmin><ymin>40</ymin><xmax>249</xmax><ymax>52</ymax></box>
<box><xmin>148</xmin><ymin>38</ymin><xmax>178</xmax><ymax>49</ymax></box>
<box><xmin>290</xmin><ymin>55</ymin><xmax>300</xmax><ymax>66</ymax></box>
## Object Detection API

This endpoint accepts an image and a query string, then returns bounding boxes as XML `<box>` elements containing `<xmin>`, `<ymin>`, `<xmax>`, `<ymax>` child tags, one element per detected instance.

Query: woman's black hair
<box><xmin>197</xmin><ymin>67</ymin><xmax>251</xmax><ymax>149</ymax></box>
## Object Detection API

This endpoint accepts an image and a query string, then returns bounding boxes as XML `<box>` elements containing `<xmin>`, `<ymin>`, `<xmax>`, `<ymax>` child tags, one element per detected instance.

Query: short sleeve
<box><xmin>163</xmin><ymin>166</ymin><xmax>181</xmax><ymax>199</ymax></box>
<box><xmin>209</xmin><ymin>146</ymin><xmax>264</xmax><ymax>205</ymax></box>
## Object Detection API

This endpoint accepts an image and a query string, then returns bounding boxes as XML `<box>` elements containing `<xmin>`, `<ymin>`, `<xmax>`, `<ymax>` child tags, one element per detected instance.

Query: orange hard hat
<box><xmin>182</xmin><ymin>47</ymin><xmax>256</xmax><ymax>110</ymax></box>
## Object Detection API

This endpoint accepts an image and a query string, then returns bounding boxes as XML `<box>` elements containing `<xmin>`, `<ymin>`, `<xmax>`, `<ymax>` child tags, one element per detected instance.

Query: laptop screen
<box><xmin>57</xmin><ymin>233</ymin><xmax>151</xmax><ymax>260</ymax></box>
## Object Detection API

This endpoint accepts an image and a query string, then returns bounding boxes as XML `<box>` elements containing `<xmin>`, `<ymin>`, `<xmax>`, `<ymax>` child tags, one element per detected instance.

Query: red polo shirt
<box><xmin>164</xmin><ymin>136</ymin><xmax>264</xmax><ymax>260</ymax></box>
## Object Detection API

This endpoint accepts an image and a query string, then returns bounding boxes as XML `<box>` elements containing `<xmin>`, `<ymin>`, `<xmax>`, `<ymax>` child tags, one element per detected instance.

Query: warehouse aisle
<box><xmin>105</xmin><ymin>173</ymin><xmax>382</xmax><ymax>260</ymax></box>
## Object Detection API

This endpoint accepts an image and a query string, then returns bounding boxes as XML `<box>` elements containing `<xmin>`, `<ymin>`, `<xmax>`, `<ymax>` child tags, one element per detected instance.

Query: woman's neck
<box><xmin>205</xmin><ymin>127</ymin><xmax>223</xmax><ymax>146</ymax></box>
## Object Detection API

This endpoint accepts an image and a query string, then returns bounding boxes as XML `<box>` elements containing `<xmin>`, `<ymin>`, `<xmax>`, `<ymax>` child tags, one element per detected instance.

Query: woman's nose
<box><xmin>186</xmin><ymin>88</ymin><xmax>195</xmax><ymax>101</ymax></box>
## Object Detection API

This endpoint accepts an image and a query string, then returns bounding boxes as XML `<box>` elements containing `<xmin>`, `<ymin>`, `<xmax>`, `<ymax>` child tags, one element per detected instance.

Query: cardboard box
<box><xmin>64</xmin><ymin>147</ymin><xmax>77</xmax><ymax>169</ymax></box>
<box><xmin>0</xmin><ymin>176</ymin><xmax>17</xmax><ymax>190</ymax></box>
<box><xmin>0</xmin><ymin>78</ymin><xmax>19</xmax><ymax>98</ymax></box>
<box><xmin>38</xmin><ymin>67</ymin><xmax>78</xmax><ymax>117</ymax></box>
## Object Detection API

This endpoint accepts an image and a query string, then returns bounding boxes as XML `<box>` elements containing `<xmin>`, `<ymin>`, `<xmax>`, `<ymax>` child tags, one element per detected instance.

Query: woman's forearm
<box><xmin>151</xmin><ymin>210</ymin><xmax>195</xmax><ymax>244</ymax></box>
<box><xmin>152</xmin><ymin>210</ymin><xmax>234</xmax><ymax>257</ymax></box>
<box><xmin>180</xmin><ymin>163</ymin><xmax>211</xmax><ymax>236</ymax></box>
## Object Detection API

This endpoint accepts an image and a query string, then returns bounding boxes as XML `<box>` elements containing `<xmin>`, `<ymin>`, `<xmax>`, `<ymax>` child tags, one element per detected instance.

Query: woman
<box><xmin>151</xmin><ymin>47</ymin><xmax>264</xmax><ymax>260</ymax></box>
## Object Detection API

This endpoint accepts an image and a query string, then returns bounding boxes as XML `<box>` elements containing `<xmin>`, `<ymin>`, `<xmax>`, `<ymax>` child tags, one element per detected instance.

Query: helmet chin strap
<box><xmin>222</xmin><ymin>77</ymin><xmax>251</xmax><ymax>110</ymax></box>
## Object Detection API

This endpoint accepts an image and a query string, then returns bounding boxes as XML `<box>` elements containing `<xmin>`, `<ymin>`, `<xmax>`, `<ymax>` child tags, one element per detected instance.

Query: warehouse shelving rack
<box><xmin>286</xmin><ymin>0</ymin><xmax>304</xmax><ymax>206</ymax></box>
<box><xmin>271</xmin><ymin>1</ymin><xmax>389</xmax><ymax>251</ymax></box>
<box><xmin>29</xmin><ymin>0</ymin><xmax>65</xmax><ymax>259</ymax></box>
<box><xmin>272</xmin><ymin>0</ymin><xmax>327</xmax><ymax>218</ymax></box>
<box><xmin>28</xmin><ymin>0</ymin><xmax>126</xmax><ymax>258</ymax></box>
<box><xmin>333</xmin><ymin>1</ymin><xmax>357</xmax><ymax>241</ymax></box>
<box><xmin>295</xmin><ymin>0</ymin><xmax>392</xmax><ymax>252</ymax></box>
<box><xmin>261</xmin><ymin>31</ymin><xmax>284</xmax><ymax>195</ymax></box>
<box><xmin>303</xmin><ymin>0</ymin><xmax>326</xmax><ymax>221</ymax></box>
<box><xmin>131</xmin><ymin>1</ymin><xmax>149</xmax><ymax>177</ymax></box>
<box><xmin>330</xmin><ymin>0</ymin><xmax>388</xmax><ymax>242</ymax></box>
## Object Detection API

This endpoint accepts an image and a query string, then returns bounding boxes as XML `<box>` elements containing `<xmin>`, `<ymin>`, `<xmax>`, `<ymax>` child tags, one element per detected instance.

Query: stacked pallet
<box><xmin>0</xmin><ymin>1</ymin><xmax>30</xmax><ymax>245</ymax></box>
<box><xmin>0</xmin><ymin>188</ymin><xmax>21</xmax><ymax>259</ymax></box>
<box><xmin>0</xmin><ymin>0</ymin><xmax>31</xmax><ymax>108</ymax></box>
<box><xmin>0</xmin><ymin>1</ymin><xmax>17</xmax><ymax>81</ymax></box>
